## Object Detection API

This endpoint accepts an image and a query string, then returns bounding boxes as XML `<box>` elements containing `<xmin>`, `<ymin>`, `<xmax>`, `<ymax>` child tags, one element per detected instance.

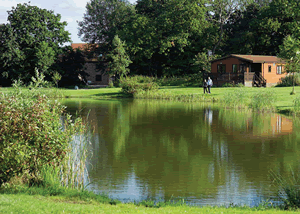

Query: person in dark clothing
<box><xmin>203</xmin><ymin>79</ymin><xmax>208</xmax><ymax>94</ymax></box>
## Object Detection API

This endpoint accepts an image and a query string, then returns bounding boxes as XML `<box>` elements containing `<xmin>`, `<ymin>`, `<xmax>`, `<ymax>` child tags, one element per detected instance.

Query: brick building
<box><xmin>71</xmin><ymin>43</ymin><xmax>110</xmax><ymax>86</ymax></box>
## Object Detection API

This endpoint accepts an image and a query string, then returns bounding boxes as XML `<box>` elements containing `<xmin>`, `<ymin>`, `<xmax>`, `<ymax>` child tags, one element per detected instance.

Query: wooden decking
<box><xmin>204</xmin><ymin>72</ymin><xmax>266</xmax><ymax>87</ymax></box>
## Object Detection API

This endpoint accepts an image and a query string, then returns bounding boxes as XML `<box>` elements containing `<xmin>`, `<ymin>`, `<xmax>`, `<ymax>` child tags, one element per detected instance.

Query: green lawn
<box><xmin>62</xmin><ymin>86</ymin><xmax>299</xmax><ymax>112</ymax></box>
<box><xmin>1</xmin><ymin>194</ymin><xmax>298</xmax><ymax>214</ymax></box>
<box><xmin>1</xmin><ymin>86</ymin><xmax>298</xmax><ymax>113</ymax></box>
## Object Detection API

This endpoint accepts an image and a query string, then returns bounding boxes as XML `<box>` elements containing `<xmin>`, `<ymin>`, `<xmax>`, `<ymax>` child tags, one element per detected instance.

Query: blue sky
<box><xmin>0</xmin><ymin>0</ymin><xmax>136</xmax><ymax>44</ymax></box>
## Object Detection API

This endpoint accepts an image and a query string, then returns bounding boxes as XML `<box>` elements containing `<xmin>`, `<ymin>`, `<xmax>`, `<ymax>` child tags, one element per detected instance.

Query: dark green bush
<box><xmin>0</xmin><ymin>86</ymin><xmax>82</xmax><ymax>185</ymax></box>
<box><xmin>120</xmin><ymin>76</ymin><xmax>159</xmax><ymax>95</ymax></box>
<box><xmin>155</xmin><ymin>74</ymin><xmax>203</xmax><ymax>87</ymax></box>
<box><xmin>276</xmin><ymin>73</ymin><xmax>300</xmax><ymax>87</ymax></box>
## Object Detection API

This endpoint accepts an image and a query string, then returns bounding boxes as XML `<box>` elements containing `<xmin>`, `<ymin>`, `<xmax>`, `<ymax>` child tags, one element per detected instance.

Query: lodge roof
<box><xmin>211</xmin><ymin>54</ymin><xmax>286</xmax><ymax>64</ymax></box>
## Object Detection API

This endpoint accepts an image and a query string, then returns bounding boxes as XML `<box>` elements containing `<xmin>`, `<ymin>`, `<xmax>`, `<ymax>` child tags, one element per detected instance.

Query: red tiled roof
<box><xmin>211</xmin><ymin>54</ymin><xmax>286</xmax><ymax>63</ymax></box>
<box><xmin>71</xmin><ymin>43</ymin><xmax>99</xmax><ymax>51</ymax></box>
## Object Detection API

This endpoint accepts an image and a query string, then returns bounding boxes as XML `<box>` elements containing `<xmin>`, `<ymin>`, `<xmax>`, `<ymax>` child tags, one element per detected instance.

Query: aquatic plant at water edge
<box><xmin>134</xmin><ymin>90</ymin><xmax>210</xmax><ymax>102</ymax></box>
<box><xmin>249</xmin><ymin>89</ymin><xmax>277</xmax><ymax>111</ymax></box>
<box><xmin>0</xmin><ymin>81</ymin><xmax>86</xmax><ymax>185</ymax></box>
<box><xmin>271</xmin><ymin>168</ymin><xmax>300</xmax><ymax>210</ymax></box>
<box><xmin>221</xmin><ymin>87</ymin><xmax>248</xmax><ymax>108</ymax></box>
<box><xmin>293</xmin><ymin>96</ymin><xmax>300</xmax><ymax>114</ymax></box>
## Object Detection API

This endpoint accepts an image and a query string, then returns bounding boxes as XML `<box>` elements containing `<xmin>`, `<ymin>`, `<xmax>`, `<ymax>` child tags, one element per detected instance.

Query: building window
<box><xmin>96</xmin><ymin>75</ymin><xmax>102</xmax><ymax>81</ymax></box>
<box><xmin>240</xmin><ymin>64</ymin><xmax>246</xmax><ymax>72</ymax></box>
<box><xmin>268</xmin><ymin>65</ymin><xmax>272</xmax><ymax>72</ymax></box>
<box><xmin>277</xmin><ymin>65</ymin><xmax>282</xmax><ymax>74</ymax></box>
<box><xmin>217</xmin><ymin>64</ymin><xmax>226</xmax><ymax>74</ymax></box>
<box><xmin>232</xmin><ymin>64</ymin><xmax>238</xmax><ymax>73</ymax></box>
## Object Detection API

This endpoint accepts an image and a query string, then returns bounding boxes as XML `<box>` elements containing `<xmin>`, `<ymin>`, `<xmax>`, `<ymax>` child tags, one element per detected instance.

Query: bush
<box><xmin>155</xmin><ymin>74</ymin><xmax>203</xmax><ymax>87</ymax></box>
<box><xmin>0</xmin><ymin>80</ymin><xmax>84</xmax><ymax>185</ymax></box>
<box><xmin>120</xmin><ymin>76</ymin><xmax>159</xmax><ymax>95</ymax></box>
<box><xmin>276</xmin><ymin>73</ymin><xmax>300</xmax><ymax>87</ymax></box>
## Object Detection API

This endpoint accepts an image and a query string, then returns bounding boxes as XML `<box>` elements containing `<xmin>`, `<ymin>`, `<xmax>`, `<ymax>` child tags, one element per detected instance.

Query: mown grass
<box><xmin>1</xmin><ymin>193</ymin><xmax>299</xmax><ymax>214</ymax></box>
<box><xmin>1</xmin><ymin>86</ymin><xmax>299</xmax><ymax>113</ymax></box>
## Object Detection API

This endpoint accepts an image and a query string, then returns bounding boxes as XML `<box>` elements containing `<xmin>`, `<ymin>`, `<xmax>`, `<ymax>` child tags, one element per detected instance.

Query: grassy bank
<box><xmin>1</xmin><ymin>86</ymin><xmax>299</xmax><ymax>113</ymax></box>
<box><xmin>1</xmin><ymin>193</ymin><xmax>298</xmax><ymax>214</ymax></box>
<box><xmin>58</xmin><ymin>86</ymin><xmax>299</xmax><ymax>113</ymax></box>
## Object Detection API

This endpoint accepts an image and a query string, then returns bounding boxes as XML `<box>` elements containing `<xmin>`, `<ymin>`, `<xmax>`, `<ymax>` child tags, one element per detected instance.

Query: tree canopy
<box><xmin>0</xmin><ymin>3</ymin><xmax>70</xmax><ymax>84</ymax></box>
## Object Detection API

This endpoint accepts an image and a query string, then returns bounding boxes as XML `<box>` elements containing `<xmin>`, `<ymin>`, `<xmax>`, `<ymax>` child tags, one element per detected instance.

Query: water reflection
<box><xmin>63</xmin><ymin>99</ymin><xmax>298</xmax><ymax>206</ymax></box>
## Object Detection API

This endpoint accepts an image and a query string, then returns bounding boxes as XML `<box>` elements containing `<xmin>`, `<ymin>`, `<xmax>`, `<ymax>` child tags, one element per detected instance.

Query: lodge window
<box><xmin>240</xmin><ymin>64</ymin><xmax>246</xmax><ymax>72</ymax></box>
<box><xmin>268</xmin><ymin>65</ymin><xmax>272</xmax><ymax>72</ymax></box>
<box><xmin>232</xmin><ymin>64</ymin><xmax>238</xmax><ymax>73</ymax></box>
<box><xmin>277</xmin><ymin>65</ymin><xmax>282</xmax><ymax>74</ymax></box>
<box><xmin>217</xmin><ymin>64</ymin><xmax>226</xmax><ymax>74</ymax></box>
<box><xmin>96</xmin><ymin>75</ymin><xmax>102</xmax><ymax>81</ymax></box>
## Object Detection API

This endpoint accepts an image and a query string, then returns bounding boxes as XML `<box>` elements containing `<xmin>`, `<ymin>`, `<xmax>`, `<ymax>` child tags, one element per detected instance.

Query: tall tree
<box><xmin>278</xmin><ymin>35</ymin><xmax>300</xmax><ymax>95</ymax></box>
<box><xmin>127</xmin><ymin>0</ymin><xmax>208</xmax><ymax>76</ymax></box>
<box><xmin>0</xmin><ymin>3</ymin><xmax>70</xmax><ymax>84</ymax></box>
<box><xmin>107</xmin><ymin>35</ymin><xmax>132</xmax><ymax>77</ymax></box>
<box><xmin>207</xmin><ymin>0</ymin><xmax>252</xmax><ymax>55</ymax></box>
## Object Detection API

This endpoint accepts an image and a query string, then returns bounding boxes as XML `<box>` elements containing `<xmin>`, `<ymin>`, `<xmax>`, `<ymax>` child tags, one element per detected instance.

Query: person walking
<box><xmin>207</xmin><ymin>77</ymin><xmax>213</xmax><ymax>94</ymax></box>
<box><xmin>203</xmin><ymin>79</ymin><xmax>208</xmax><ymax>94</ymax></box>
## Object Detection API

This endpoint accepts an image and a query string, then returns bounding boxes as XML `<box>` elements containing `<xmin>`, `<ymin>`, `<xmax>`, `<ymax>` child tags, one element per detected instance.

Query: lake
<box><xmin>63</xmin><ymin>98</ymin><xmax>299</xmax><ymax>206</ymax></box>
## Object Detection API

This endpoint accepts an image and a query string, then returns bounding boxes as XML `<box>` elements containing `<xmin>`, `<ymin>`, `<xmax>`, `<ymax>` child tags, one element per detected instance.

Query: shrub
<box><xmin>276</xmin><ymin>73</ymin><xmax>300</xmax><ymax>87</ymax></box>
<box><xmin>120</xmin><ymin>76</ymin><xmax>159</xmax><ymax>95</ymax></box>
<box><xmin>0</xmin><ymin>81</ymin><xmax>85</xmax><ymax>185</ymax></box>
<box><xmin>155</xmin><ymin>74</ymin><xmax>203</xmax><ymax>87</ymax></box>
<box><xmin>222</xmin><ymin>83</ymin><xmax>234</xmax><ymax>87</ymax></box>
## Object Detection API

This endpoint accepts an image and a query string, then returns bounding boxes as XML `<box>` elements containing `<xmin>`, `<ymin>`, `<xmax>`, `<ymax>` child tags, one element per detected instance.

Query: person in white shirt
<box><xmin>207</xmin><ymin>77</ymin><xmax>213</xmax><ymax>94</ymax></box>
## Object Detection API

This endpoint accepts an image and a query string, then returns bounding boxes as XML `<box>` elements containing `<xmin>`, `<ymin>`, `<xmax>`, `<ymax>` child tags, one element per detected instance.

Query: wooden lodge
<box><xmin>209</xmin><ymin>54</ymin><xmax>287</xmax><ymax>87</ymax></box>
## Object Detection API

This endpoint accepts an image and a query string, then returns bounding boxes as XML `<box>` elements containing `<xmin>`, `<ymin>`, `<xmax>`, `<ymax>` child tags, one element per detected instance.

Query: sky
<box><xmin>0</xmin><ymin>0</ymin><xmax>136</xmax><ymax>44</ymax></box>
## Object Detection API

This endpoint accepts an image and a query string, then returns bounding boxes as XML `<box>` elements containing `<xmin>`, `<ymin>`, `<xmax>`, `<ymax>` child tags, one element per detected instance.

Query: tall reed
<box><xmin>271</xmin><ymin>167</ymin><xmax>300</xmax><ymax>210</ymax></box>
<box><xmin>249</xmin><ymin>89</ymin><xmax>277</xmax><ymax>111</ymax></box>
<box><xmin>221</xmin><ymin>87</ymin><xmax>248</xmax><ymax>108</ymax></box>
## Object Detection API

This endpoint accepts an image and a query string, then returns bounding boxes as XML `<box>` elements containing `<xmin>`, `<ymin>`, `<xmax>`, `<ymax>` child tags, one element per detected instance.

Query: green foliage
<box><xmin>107</xmin><ymin>35</ymin><xmax>132</xmax><ymax>77</ymax></box>
<box><xmin>155</xmin><ymin>74</ymin><xmax>203</xmax><ymax>87</ymax></box>
<box><xmin>0</xmin><ymin>3</ymin><xmax>70</xmax><ymax>84</ymax></box>
<box><xmin>271</xmin><ymin>168</ymin><xmax>300</xmax><ymax>210</ymax></box>
<box><xmin>293</xmin><ymin>96</ymin><xmax>300</xmax><ymax>114</ymax></box>
<box><xmin>120</xmin><ymin>75</ymin><xmax>159</xmax><ymax>95</ymax></box>
<box><xmin>222</xmin><ymin>82</ymin><xmax>245</xmax><ymax>87</ymax></box>
<box><xmin>249</xmin><ymin>89</ymin><xmax>277</xmax><ymax>111</ymax></box>
<box><xmin>221</xmin><ymin>88</ymin><xmax>248</xmax><ymax>108</ymax></box>
<box><xmin>278</xmin><ymin>35</ymin><xmax>300</xmax><ymax>94</ymax></box>
<box><xmin>277</xmin><ymin>73</ymin><xmax>300</xmax><ymax>87</ymax></box>
<box><xmin>51</xmin><ymin>46</ymin><xmax>87</xmax><ymax>87</ymax></box>
<box><xmin>193</xmin><ymin>52</ymin><xmax>220</xmax><ymax>74</ymax></box>
<box><xmin>52</xmin><ymin>71</ymin><xmax>62</xmax><ymax>88</ymax></box>
<box><xmin>0</xmin><ymin>78</ymin><xmax>84</xmax><ymax>185</ymax></box>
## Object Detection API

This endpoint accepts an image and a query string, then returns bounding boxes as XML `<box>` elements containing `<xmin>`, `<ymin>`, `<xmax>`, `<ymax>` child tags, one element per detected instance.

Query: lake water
<box><xmin>63</xmin><ymin>99</ymin><xmax>299</xmax><ymax>206</ymax></box>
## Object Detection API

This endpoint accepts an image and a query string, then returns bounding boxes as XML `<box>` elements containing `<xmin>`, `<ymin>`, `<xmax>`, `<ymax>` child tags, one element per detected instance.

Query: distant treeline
<box><xmin>1</xmin><ymin>0</ymin><xmax>299</xmax><ymax>86</ymax></box>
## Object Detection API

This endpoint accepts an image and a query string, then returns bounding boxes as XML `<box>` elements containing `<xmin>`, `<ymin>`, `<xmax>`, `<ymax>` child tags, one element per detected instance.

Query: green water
<box><xmin>63</xmin><ymin>99</ymin><xmax>300</xmax><ymax>206</ymax></box>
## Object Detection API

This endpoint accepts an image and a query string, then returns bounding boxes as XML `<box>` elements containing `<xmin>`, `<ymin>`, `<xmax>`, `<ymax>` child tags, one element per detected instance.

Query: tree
<box><xmin>193</xmin><ymin>52</ymin><xmax>220</xmax><ymax>74</ymax></box>
<box><xmin>207</xmin><ymin>0</ymin><xmax>252</xmax><ymax>55</ymax></box>
<box><xmin>126</xmin><ymin>0</ymin><xmax>208</xmax><ymax>76</ymax></box>
<box><xmin>107</xmin><ymin>35</ymin><xmax>132</xmax><ymax>78</ymax></box>
<box><xmin>78</xmin><ymin>0</ymin><xmax>134</xmax><ymax>57</ymax></box>
<box><xmin>0</xmin><ymin>3</ymin><xmax>70</xmax><ymax>84</ymax></box>
<box><xmin>278</xmin><ymin>35</ymin><xmax>300</xmax><ymax>95</ymax></box>
<box><xmin>50</xmin><ymin>46</ymin><xmax>87</xmax><ymax>87</ymax></box>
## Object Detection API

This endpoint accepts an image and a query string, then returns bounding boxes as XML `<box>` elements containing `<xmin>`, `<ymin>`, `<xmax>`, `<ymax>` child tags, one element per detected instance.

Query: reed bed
<box><xmin>134</xmin><ymin>90</ymin><xmax>214</xmax><ymax>102</ymax></box>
